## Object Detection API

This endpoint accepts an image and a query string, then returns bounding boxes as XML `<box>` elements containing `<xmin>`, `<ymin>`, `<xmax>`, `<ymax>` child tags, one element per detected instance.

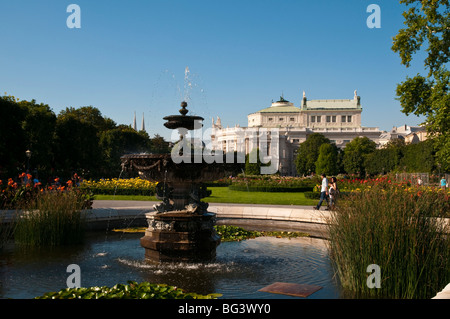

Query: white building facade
<box><xmin>210</xmin><ymin>91</ymin><xmax>383</xmax><ymax>176</ymax></box>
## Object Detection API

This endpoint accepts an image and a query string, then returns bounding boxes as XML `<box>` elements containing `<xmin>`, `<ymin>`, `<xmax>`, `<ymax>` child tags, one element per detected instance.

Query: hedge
<box><xmin>228</xmin><ymin>185</ymin><xmax>313</xmax><ymax>193</ymax></box>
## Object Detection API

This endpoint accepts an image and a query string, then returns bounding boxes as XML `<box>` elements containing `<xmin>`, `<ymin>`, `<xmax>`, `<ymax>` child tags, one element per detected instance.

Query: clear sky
<box><xmin>1</xmin><ymin>0</ymin><xmax>428</xmax><ymax>141</ymax></box>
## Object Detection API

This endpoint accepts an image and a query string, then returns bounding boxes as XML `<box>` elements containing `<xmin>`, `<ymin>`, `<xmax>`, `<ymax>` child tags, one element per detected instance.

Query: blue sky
<box><xmin>1</xmin><ymin>0</ymin><xmax>428</xmax><ymax>140</ymax></box>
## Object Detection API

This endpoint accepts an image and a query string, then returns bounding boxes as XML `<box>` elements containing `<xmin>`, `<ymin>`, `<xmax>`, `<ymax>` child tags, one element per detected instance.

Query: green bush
<box><xmin>228</xmin><ymin>185</ymin><xmax>313</xmax><ymax>192</ymax></box>
<box><xmin>304</xmin><ymin>191</ymin><xmax>320</xmax><ymax>199</ymax></box>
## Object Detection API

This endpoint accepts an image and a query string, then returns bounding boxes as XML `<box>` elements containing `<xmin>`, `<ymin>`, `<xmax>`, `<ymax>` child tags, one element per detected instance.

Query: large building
<box><xmin>210</xmin><ymin>91</ymin><xmax>383</xmax><ymax>175</ymax></box>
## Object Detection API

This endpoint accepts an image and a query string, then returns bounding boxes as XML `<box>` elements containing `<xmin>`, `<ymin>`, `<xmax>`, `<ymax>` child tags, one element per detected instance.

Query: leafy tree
<box><xmin>0</xmin><ymin>95</ymin><xmax>27</xmax><ymax>176</ymax></box>
<box><xmin>365</xmin><ymin>139</ymin><xmax>405</xmax><ymax>175</ymax></box>
<box><xmin>53</xmin><ymin>114</ymin><xmax>102</xmax><ymax>179</ymax></box>
<box><xmin>392</xmin><ymin>0</ymin><xmax>450</xmax><ymax>171</ymax></box>
<box><xmin>315</xmin><ymin>143</ymin><xmax>339</xmax><ymax>176</ymax></box>
<box><xmin>19</xmin><ymin>99</ymin><xmax>57</xmax><ymax>175</ymax></box>
<box><xmin>295</xmin><ymin>133</ymin><xmax>331</xmax><ymax>176</ymax></box>
<box><xmin>99</xmin><ymin>125</ymin><xmax>152</xmax><ymax>176</ymax></box>
<box><xmin>399</xmin><ymin>139</ymin><xmax>436</xmax><ymax>173</ymax></box>
<box><xmin>245</xmin><ymin>148</ymin><xmax>262</xmax><ymax>175</ymax></box>
<box><xmin>342</xmin><ymin>137</ymin><xmax>377</xmax><ymax>176</ymax></box>
<box><xmin>150</xmin><ymin>134</ymin><xmax>170</xmax><ymax>154</ymax></box>
<box><xmin>58</xmin><ymin>106</ymin><xmax>116</xmax><ymax>133</ymax></box>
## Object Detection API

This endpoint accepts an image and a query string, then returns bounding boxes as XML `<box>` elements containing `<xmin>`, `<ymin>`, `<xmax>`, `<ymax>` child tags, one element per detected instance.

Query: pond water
<box><xmin>0</xmin><ymin>231</ymin><xmax>342</xmax><ymax>299</ymax></box>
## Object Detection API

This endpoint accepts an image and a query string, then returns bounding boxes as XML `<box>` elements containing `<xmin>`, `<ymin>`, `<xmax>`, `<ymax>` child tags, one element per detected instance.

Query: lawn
<box><xmin>93</xmin><ymin>187</ymin><xmax>316</xmax><ymax>206</ymax></box>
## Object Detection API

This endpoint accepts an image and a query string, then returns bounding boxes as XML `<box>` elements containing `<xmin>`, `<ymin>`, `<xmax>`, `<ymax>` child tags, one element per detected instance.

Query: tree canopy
<box><xmin>392</xmin><ymin>0</ymin><xmax>450</xmax><ymax>171</ymax></box>
<box><xmin>0</xmin><ymin>95</ymin><xmax>170</xmax><ymax>181</ymax></box>
<box><xmin>295</xmin><ymin>133</ymin><xmax>331</xmax><ymax>176</ymax></box>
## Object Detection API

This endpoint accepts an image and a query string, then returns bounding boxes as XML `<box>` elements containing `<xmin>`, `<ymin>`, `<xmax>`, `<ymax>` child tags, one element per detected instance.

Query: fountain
<box><xmin>121</xmin><ymin>102</ymin><xmax>240</xmax><ymax>262</ymax></box>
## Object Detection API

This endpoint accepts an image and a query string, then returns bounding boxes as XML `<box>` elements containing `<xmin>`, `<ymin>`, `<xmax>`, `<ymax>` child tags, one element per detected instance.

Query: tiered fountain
<box><xmin>121</xmin><ymin>101</ymin><xmax>240</xmax><ymax>262</ymax></box>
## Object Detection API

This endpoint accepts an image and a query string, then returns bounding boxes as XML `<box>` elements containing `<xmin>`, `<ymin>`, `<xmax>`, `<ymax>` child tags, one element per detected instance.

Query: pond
<box><xmin>0</xmin><ymin>231</ymin><xmax>342</xmax><ymax>299</ymax></box>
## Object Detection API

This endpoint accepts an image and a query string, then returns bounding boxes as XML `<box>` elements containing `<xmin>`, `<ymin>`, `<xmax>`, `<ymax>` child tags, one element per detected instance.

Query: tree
<box><xmin>400</xmin><ymin>139</ymin><xmax>436</xmax><ymax>173</ymax></box>
<box><xmin>245</xmin><ymin>148</ymin><xmax>262</xmax><ymax>175</ymax></box>
<box><xmin>0</xmin><ymin>95</ymin><xmax>27</xmax><ymax>176</ymax></box>
<box><xmin>392</xmin><ymin>0</ymin><xmax>450</xmax><ymax>171</ymax></box>
<box><xmin>150</xmin><ymin>134</ymin><xmax>170</xmax><ymax>154</ymax></box>
<box><xmin>58</xmin><ymin>106</ymin><xmax>116</xmax><ymax>133</ymax></box>
<box><xmin>99</xmin><ymin>125</ymin><xmax>152</xmax><ymax>176</ymax></box>
<box><xmin>19</xmin><ymin>99</ymin><xmax>57</xmax><ymax>175</ymax></box>
<box><xmin>295</xmin><ymin>133</ymin><xmax>331</xmax><ymax>176</ymax></box>
<box><xmin>365</xmin><ymin>139</ymin><xmax>405</xmax><ymax>175</ymax></box>
<box><xmin>53</xmin><ymin>114</ymin><xmax>102</xmax><ymax>179</ymax></box>
<box><xmin>342</xmin><ymin>137</ymin><xmax>377</xmax><ymax>176</ymax></box>
<box><xmin>315</xmin><ymin>143</ymin><xmax>339</xmax><ymax>176</ymax></box>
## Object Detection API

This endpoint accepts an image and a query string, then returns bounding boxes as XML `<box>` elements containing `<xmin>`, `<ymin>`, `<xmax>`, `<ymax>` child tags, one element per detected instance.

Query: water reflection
<box><xmin>0</xmin><ymin>232</ymin><xmax>341</xmax><ymax>299</ymax></box>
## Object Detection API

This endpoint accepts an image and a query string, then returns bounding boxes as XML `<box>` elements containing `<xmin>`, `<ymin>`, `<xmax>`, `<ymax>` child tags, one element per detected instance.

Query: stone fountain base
<box><xmin>141</xmin><ymin>211</ymin><xmax>221</xmax><ymax>262</ymax></box>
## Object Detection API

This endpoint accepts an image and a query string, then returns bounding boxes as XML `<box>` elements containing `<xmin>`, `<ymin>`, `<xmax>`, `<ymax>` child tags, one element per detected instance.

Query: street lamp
<box><xmin>25</xmin><ymin>150</ymin><xmax>31</xmax><ymax>172</ymax></box>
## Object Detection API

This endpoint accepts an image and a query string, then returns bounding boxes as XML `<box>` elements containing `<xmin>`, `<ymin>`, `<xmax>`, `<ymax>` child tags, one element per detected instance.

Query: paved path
<box><xmin>89</xmin><ymin>200</ymin><xmax>332</xmax><ymax>237</ymax></box>
<box><xmin>90</xmin><ymin>200</ymin><xmax>331</xmax><ymax>226</ymax></box>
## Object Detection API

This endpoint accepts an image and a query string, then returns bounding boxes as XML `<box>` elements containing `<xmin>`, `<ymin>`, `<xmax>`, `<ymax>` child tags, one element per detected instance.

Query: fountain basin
<box><xmin>141</xmin><ymin>211</ymin><xmax>220</xmax><ymax>262</ymax></box>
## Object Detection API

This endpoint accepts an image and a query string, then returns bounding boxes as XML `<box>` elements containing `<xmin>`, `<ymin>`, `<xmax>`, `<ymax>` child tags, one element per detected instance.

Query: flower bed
<box><xmin>80</xmin><ymin>178</ymin><xmax>157</xmax><ymax>196</ymax></box>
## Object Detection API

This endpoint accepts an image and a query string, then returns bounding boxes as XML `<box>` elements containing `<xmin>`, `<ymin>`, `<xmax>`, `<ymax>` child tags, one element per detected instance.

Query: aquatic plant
<box><xmin>14</xmin><ymin>190</ymin><xmax>87</xmax><ymax>246</ymax></box>
<box><xmin>35</xmin><ymin>281</ymin><xmax>222</xmax><ymax>299</ymax></box>
<box><xmin>326</xmin><ymin>183</ymin><xmax>450</xmax><ymax>299</ymax></box>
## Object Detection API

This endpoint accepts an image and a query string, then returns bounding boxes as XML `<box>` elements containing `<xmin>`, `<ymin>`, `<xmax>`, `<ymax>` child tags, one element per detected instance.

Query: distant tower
<box><xmin>141</xmin><ymin>112</ymin><xmax>145</xmax><ymax>132</ymax></box>
<box><xmin>133</xmin><ymin>111</ymin><xmax>137</xmax><ymax>130</ymax></box>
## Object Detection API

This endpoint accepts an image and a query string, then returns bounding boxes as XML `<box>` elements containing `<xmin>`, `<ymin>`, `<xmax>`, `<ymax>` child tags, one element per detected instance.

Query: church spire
<box><xmin>141</xmin><ymin>112</ymin><xmax>145</xmax><ymax>131</ymax></box>
<box><xmin>133</xmin><ymin>111</ymin><xmax>137</xmax><ymax>130</ymax></box>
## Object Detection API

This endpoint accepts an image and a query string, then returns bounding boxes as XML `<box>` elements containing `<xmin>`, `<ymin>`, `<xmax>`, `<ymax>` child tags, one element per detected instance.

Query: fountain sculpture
<box><xmin>121</xmin><ymin>102</ymin><xmax>240</xmax><ymax>262</ymax></box>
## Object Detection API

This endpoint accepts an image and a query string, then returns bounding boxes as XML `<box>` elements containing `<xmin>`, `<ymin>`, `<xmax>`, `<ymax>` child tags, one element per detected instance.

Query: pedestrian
<box><xmin>417</xmin><ymin>176</ymin><xmax>423</xmax><ymax>186</ymax></box>
<box><xmin>328</xmin><ymin>176</ymin><xmax>339</xmax><ymax>210</ymax></box>
<box><xmin>314</xmin><ymin>174</ymin><xmax>328</xmax><ymax>210</ymax></box>
<box><xmin>440</xmin><ymin>176</ymin><xmax>447</xmax><ymax>190</ymax></box>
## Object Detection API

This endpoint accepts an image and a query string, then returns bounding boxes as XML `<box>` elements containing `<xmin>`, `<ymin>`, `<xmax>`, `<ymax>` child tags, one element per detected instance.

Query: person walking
<box><xmin>328</xmin><ymin>176</ymin><xmax>339</xmax><ymax>210</ymax></box>
<box><xmin>314</xmin><ymin>174</ymin><xmax>328</xmax><ymax>210</ymax></box>
<box><xmin>417</xmin><ymin>176</ymin><xmax>423</xmax><ymax>186</ymax></box>
<box><xmin>441</xmin><ymin>176</ymin><xmax>447</xmax><ymax>190</ymax></box>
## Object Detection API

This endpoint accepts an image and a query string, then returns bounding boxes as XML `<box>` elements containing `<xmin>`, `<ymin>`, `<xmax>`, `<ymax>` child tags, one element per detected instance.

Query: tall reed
<box><xmin>0</xmin><ymin>212</ymin><xmax>16</xmax><ymax>248</ymax></box>
<box><xmin>14</xmin><ymin>190</ymin><xmax>87</xmax><ymax>246</ymax></box>
<box><xmin>326</xmin><ymin>185</ymin><xmax>450</xmax><ymax>299</ymax></box>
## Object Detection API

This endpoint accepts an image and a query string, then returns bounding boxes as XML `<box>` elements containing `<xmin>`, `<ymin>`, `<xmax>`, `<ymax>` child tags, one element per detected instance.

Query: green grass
<box><xmin>94</xmin><ymin>187</ymin><xmax>317</xmax><ymax>206</ymax></box>
<box><xmin>204</xmin><ymin>187</ymin><xmax>316</xmax><ymax>206</ymax></box>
